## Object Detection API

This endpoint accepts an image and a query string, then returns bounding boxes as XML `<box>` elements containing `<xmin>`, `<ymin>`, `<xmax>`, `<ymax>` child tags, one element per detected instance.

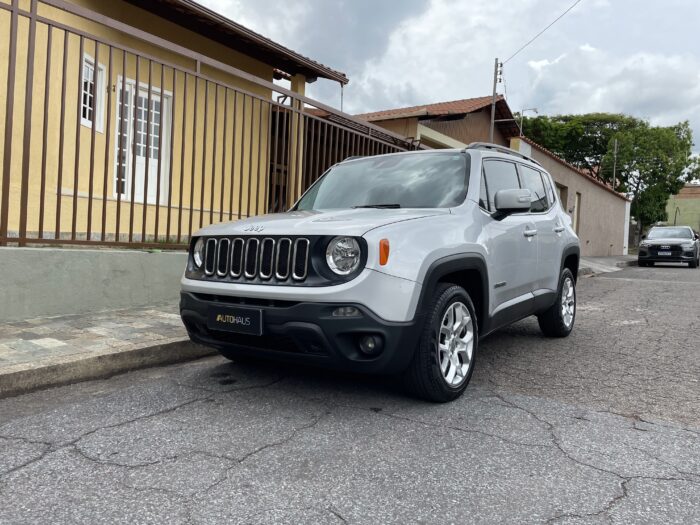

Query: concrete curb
<box><xmin>579</xmin><ymin>258</ymin><xmax>637</xmax><ymax>277</ymax></box>
<box><xmin>0</xmin><ymin>339</ymin><xmax>216</xmax><ymax>399</ymax></box>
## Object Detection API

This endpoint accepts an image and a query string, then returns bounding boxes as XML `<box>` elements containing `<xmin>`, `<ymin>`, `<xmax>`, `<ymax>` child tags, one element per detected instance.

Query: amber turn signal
<box><xmin>379</xmin><ymin>239</ymin><xmax>390</xmax><ymax>266</ymax></box>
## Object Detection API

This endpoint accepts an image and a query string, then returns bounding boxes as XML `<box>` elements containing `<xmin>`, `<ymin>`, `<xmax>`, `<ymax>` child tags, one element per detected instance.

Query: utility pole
<box><xmin>489</xmin><ymin>58</ymin><xmax>501</xmax><ymax>143</ymax></box>
<box><xmin>612</xmin><ymin>138</ymin><xmax>618</xmax><ymax>190</ymax></box>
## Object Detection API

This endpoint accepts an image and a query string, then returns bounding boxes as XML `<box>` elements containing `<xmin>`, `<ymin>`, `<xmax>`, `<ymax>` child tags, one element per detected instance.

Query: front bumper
<box><xmin>180</xmin><ymin>292</ymin><xmax>424</xmax><ymax>374</ymax></box>
<box><xmin>638</xmin><ymin>251</ymin><xmax>696</xmax><ymax>263</ymax></box>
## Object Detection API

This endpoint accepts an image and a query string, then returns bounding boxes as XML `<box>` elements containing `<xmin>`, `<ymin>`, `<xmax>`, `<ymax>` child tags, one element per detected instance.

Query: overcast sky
<box><xmin>199</xmin><ymin>0</ymin><xmax>700</xmax><ymax>152</ymax></box>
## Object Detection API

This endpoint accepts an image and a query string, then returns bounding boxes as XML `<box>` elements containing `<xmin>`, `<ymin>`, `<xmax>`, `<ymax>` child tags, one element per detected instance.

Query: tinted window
<box><xmin>482</xmin><ymin>160</ymin><xmax>520</xmax><ymax>211</ymax></box>
<box><xmin>542</xmin><ymin>172</ymin><xmax>557</xmax><ymax>206</ymax></box>
<box><xmin>295</xmin><ymin>152</ymin><xmax>470</xmax><ymax>210</ymax></box>
<box><xmin>647</xmin><ymin>227</ymin><xmax>693</xmax><ymax>240</ymax></box>
<box><xmin>519</xmin><ymin>165</ymin><xmax>548</xmax><ymax>212</ymax></box>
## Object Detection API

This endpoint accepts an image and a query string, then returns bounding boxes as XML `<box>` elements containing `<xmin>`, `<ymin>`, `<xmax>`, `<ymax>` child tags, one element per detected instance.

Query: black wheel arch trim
<box><xmin>560</xmin><ymin>244</ymin><xmax>581</xmax><ymax>281</ymax></box>
<box><xmin>415</xmin><ymin>253</ymin><xmax>490</xmax><ymax>333</ymax></box>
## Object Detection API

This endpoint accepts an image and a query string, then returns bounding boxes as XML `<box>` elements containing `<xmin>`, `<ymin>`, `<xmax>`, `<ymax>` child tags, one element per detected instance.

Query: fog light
<box><xmin>332</xmin><ymin>306</ymin><xmax>361</xmax><ymax>317</ymax></box>
<box><xmin>359</xmin><ymin>335</ymin><xmax>382</xmax><ymax>356</ymax></box>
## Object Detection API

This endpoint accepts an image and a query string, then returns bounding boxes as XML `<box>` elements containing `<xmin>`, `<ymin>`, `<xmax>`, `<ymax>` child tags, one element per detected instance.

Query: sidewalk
<box><xmin>579</xmin><ymin>254</ymin><xmax>637</xmax><ymax>276</ymax></box>
<box><xmin>0</xmin><ymin>304</ymin><xmax>213</xmax><ymax>398</ymax></box>
<box><xmin>0</xmin><ymin>256</ymin><xmax>636</xmax><ymax>398</ymax></box>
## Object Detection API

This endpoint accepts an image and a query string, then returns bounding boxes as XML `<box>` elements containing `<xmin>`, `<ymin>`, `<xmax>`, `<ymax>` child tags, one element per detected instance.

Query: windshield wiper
<box><xmin>352</xmin><ymin>203</ymin><xmax>401</xmax><ymax>209</ymax></box>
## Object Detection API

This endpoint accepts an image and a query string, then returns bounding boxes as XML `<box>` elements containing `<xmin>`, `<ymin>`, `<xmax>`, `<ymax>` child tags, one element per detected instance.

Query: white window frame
<box><xmin>80</xmin><ymin>53</ymin><xmax>106</xmax><ymax>133</ymax></box>
<box><xmin>112</xmin><ymin>76</ymin><xmax>173</xmax><ymax>203</ymax></box>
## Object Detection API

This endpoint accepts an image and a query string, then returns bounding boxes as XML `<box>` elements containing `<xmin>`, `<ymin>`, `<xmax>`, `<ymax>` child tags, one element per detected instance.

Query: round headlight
<box><xmin>326</xmin><ymin>236</ymin><xmax>361</xmax><ymax>275</ymax></box>
<box><xmin>193</xmin><ymin>238</ymin><xmax>205</xmax><ymax>268</ymax></box>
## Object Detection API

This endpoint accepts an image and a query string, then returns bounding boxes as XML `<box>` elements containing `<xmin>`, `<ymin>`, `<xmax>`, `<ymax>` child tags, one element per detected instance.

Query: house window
<box><xmin>81</xmin><ymin>55</ymin><xmax>105</xmax><ymax>132</ymax></box>
<box><xmin>135</xmin><ymin>96</ymin><xmax>161</xmax><ymax>160</ymax></box>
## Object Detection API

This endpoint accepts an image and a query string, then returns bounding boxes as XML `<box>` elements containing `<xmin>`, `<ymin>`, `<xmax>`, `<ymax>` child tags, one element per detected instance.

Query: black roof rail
<box><xmin>466</xmin><ymin>142</ymin><xmax>541</xmax><ymax>166</ymax></box>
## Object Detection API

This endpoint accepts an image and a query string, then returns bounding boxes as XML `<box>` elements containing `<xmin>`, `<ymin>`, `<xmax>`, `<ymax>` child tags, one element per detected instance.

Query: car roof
<box><xmin>340</xmin><ymin>144</ymin><xmax>544</xmax><ymax>170</ymax></box>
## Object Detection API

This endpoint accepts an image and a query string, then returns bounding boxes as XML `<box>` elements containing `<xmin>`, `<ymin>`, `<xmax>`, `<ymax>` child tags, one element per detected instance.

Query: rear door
<box><xmin>480</xmin><ymin>159</ymin><xmax>538</xmax><ymax>314</ymax></box>
<box><xmin>518</xmin><ymin>164</ymin><xmax>561</xmax><ymax>293</ymax></box>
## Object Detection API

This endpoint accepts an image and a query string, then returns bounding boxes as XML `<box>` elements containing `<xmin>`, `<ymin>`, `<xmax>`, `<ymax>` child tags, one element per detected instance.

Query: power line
<box><xmin>503</xmin><ymin>0</ymin><xmax>583</xmax><ymax>64</ymax></box>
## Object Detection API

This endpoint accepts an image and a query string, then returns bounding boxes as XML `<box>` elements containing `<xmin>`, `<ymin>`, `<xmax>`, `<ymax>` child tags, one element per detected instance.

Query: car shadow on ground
<box><xmin>187</xmin><ymin>318</ymin><xmax>546</xmax><ymax>403</ymax></box>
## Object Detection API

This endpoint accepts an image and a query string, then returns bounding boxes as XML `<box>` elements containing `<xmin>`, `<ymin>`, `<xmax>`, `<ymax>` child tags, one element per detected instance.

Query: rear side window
<box><xmin>482</xmin><ymin>160</ymin><xmax>520</xmax><ymax>211</ymax></box>
<box><xmin>542</xmin><ymin>171</ymin><xmax>557</xmax><ymax>206</ymax></box>
<box><xmin>519</xmin><ymin>165</ymin><xmax>549</xmax><ymax>213</ymax></box>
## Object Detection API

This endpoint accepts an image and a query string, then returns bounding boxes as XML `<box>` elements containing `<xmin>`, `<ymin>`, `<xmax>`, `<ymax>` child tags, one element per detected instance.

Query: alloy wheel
<box><xmin>561</xmin><ymin>277</ymin><xmax>575</xmax><ymax>328</ymax></box>
<box><xmin>437</xmin><ymin>302</ymin><xmax>474</xmax><ymax>387</ymax></box>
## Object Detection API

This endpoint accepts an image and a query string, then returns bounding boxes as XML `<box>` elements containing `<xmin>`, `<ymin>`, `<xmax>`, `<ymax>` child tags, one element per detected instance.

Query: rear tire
<box><xmin>538</xmin><ymin>268</ymin><xmax>576</xmax><ymax>338</ymax></box>
<box><xmin>403</xmin><ymin>284</ymin><xmax>478</xmax><ymax>403</ymax></box>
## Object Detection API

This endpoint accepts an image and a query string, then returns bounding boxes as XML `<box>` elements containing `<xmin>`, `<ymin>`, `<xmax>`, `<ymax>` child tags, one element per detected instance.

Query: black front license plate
<box><xmin>207</xmin><ymin>306</ymin><xmax>263</xmax><ymax>336</ymax></box>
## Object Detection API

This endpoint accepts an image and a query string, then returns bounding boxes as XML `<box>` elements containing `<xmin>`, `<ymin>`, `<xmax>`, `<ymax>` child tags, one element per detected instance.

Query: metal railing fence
<box><xmin>0</xmin><ymin>0</ymin><xmax>418</xmax><ymax>248</ymax></box>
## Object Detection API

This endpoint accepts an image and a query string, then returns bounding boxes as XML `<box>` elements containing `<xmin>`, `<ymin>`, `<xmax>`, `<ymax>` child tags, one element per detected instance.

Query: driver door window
<box><xmin>482</xmin><ymin>160</ymin><xmax>521</xmax><ymax>211</ymax></box>
<box><xmin>519</xmin><ymin>165</ymin><xmax>549</xmax><ymax>213</ymax></box>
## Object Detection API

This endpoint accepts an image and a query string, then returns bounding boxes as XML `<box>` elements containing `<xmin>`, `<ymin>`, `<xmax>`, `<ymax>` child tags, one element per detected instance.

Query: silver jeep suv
<box><xmin>180</xmin><ymin>143</ymin><xmax>580</xmax><ymax>402</ymax></box>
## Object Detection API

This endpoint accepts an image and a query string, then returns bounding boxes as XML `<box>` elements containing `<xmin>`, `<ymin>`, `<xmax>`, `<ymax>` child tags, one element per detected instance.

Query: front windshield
<box><xmin>295</xmin><ymin>152</ymin><xmax>470</xmax><ymax>210</ymax></box>
<box><xmin>647</xmin><ymin>227</ymin><xmax>693</xmax><ymax>240</ymax></box>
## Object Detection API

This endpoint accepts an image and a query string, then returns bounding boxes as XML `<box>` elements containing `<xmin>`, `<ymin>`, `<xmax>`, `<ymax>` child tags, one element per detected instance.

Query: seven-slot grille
<box><xmin>203</xmin><ymin>237</ymin><xmax>310</xmax><ymax>281</ymax></box>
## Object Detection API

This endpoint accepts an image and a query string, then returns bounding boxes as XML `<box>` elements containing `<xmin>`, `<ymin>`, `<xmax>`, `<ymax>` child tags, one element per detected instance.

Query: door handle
<box><xmin>554</xmin><ymin>226</ymin><xmax>565</xmax><ymax>233</ymax></box>
<box><xmin>524</xmin><ymin>228</ymin><xmax>538</xmax><ymax>237</ymax></box>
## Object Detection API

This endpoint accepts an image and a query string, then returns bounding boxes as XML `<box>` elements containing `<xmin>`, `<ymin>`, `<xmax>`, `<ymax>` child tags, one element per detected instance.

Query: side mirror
<box><xmin>641</xmin><ymin>234</ymin><xmax>646</xmax><ymax>240</ymax></box>
<box><xmin>493</xmin><ymin>189</ymin><xmax>531</xmax><ymax>220</ymax></box>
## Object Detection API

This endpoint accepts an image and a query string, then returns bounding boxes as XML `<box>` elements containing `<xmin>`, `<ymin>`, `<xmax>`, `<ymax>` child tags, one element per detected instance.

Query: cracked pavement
<box><xmin>0</xmin><ymin>265</ymin><xmax>699</xmax><ymax>524</ymax></box>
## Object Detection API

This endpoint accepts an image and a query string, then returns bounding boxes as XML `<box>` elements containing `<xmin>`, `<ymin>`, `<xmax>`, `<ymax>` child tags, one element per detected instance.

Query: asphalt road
<box><xmin>1</xmin><ymin>264</ymin><xmax>699</xmax><ymax>524</ymax></box>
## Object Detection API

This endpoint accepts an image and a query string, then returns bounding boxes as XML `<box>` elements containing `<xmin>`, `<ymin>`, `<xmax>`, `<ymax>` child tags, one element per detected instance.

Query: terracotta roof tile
<box><xmin>356</xmin><ymin>95</ymin><xmax>501</xmax><ymax>121</ymax></box>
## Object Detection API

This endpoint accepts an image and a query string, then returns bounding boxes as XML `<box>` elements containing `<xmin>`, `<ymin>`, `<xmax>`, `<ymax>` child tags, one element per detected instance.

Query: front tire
<box><xmin>538</xmin><ymin>268</ymin><xmax>576</xmax><ymax>337</ymax></box>
<box><xmin>690</xmin><ymin>257</ymin><xmax>698</xmax><ymax>269</ymax></box>
<box><xmin>403</xmin><ymin>284</ymin><xmax>478</xmax><ymax>403</ymax></box>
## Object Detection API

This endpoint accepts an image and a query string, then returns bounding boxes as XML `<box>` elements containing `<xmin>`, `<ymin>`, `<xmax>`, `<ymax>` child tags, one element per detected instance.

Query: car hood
<box><xmin>195</xmin><ymin>208</ymin><xmax>450</xmax><ymax>237</ymax></box>
<box><xmin>644</xmin><ymin>238</ymin><xmax>694</xmax><ymax>245</ymax></box>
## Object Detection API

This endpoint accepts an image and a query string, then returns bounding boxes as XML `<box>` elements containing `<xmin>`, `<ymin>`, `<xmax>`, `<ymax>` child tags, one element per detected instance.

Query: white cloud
<box><xmin>198</xmin><ymin>0</ymin><xmax>311</xmax><ymax>49</ymax></box>
<box><xmin>196</xmin><ymin>0</ymin><xmax>700</xmax><ymax>151</ymax></box>
<box><xmin>523</xmin><ymin>47</ymin><xmax>700</xmax><ymax>139</ymax></box>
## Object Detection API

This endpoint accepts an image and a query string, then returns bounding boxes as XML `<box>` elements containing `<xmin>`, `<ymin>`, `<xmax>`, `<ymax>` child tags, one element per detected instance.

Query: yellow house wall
<box><xmin>0</xmin><ymin>0</ymin><xmax>289</xmax><ymax>242</ymax></box>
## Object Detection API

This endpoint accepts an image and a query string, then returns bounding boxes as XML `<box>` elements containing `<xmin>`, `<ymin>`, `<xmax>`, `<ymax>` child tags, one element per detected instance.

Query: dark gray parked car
<box><xmin>638</xmin><ymin>226</ymin><xmax>700</xmax><ymax>268</ymax></box>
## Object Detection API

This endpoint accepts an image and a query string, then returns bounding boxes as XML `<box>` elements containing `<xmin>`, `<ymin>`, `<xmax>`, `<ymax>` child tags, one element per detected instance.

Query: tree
<box><xmin>520</xmin><ymin>113</ymin><xmax>645</xmax><ymax>178</ymax></box>
<box><xmin>601</xmin><ymin>121</ymin><xmax>695</xmax><ymax>240</ymax></box>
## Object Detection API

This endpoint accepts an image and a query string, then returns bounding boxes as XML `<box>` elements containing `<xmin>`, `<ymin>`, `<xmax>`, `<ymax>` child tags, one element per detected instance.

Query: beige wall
<box><xmin>511</xmin><ymin>139</ymin><xmax>629</xmax><ymax>257</ymax></box>
<box><xmin>422</xmin><ymin>109</ymin><xmax>508</xmax><ymax>146</ymax></box>
<box><xmin>0</xmin><ymin>0</ymin><xmax>299</xmax><ymax>242</ymax></box>
<box><xmin>368</xmin><ymin>117</ymin><xmax>419</xmax><ymax>139</ymax></box>
<box><xmin>368</xmin><ymin>109</ymin><xmax>508</xmax><ymax>149</ymax></box>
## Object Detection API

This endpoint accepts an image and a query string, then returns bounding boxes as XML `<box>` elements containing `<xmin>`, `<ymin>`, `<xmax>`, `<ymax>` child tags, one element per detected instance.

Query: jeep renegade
<box><xmin>180</xmin><ymin>143</ymin><xmax>580</xmax><ymax>402</ymax></box>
